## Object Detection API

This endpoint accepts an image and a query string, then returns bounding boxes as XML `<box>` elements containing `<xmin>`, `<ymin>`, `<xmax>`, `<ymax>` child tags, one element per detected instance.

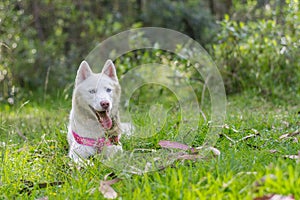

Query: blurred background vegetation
<box><xmin>0</xmin><ymin>0</ymin><xmax>299</xmax><ymax>105</ymax></box>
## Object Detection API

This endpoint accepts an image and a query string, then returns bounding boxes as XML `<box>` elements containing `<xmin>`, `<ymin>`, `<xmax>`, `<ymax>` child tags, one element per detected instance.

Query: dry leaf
<box><xmin>283</xmin><ymin>155</ymin><xmax>299</xmax><ymax>160</ymax></box>
<box><xmin>158</xmin><ymin>140</ymin><xmax>190</xmax><ymax>150</ymax></box>
<box><xmin>237</xmin><ymin>133</ymin><xmax>259</xmax><ymax>142</ymax></box>
<box><xmin>222</xmin><ymin>124</ymin><xmax>239</xmax><ymax>133</ymax></box>
<box><xmin>290</xmin><ymin>130</ymin><xmax>299</xmax><ymax>137</ymax></box>
<box><xmin>159</xmin><ymin>139</ymin><xmax>222</xmax><ymax>164</ymax></box>
<box><xmin>279</xmin><ymin>133</ymin><xmax>289</xmax><ymax>139</ymax></box>
<box><xmin>16</xmin><ymin>128</ymin><xmax>28</xmax><ymax>141</ymax></box>
<box><xmin>99</xmin><ymin>181</ymin><xmax>118</xmax><ymax>199</ymax></box>
<box><xmin>254</xmin><ymin>194</ymin><xmax>294</xmax><ymax>200</ymax></box>
<box><xmin>293</xmin><ymin>138</ymin><xmax>298</xmax><ymax>143</ymax></box>
<box><xmin>220</xmin><ymin>133</ymin><xmax>236</xmax><ymax>143</ymax></box>
<box><xmin>36</xmin><ymin>197</ymin><xmax>48</xmax><ymax>200</ymax></box>
<box><xmin>207</xmin><ymin>146</ymin><xmax>221</xmax><ymax>156</ymax></box>
<box><xmin>282</xmin><ymin>121</ymin><xmax>290</xmax><ymax>127</ymax></box>
<box><xmin>269</xmin><ymin>150</ymin><xmax>278</xmax><ymax>154</ymax></box>
<box><xmin>99</xmin><ymin>178</ymin><xmax>121</xmax><ymax>199</ymax></box>
<box><xmin>279</xmin><ymin>130</ymin><xmax>300</xmax><ymax>139</ymax></box>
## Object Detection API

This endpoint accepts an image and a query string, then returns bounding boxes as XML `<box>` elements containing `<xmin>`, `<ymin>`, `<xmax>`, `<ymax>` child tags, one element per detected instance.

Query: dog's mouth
<box><xmin>89</xmin><ymin>105</ymin><xmax>112</xmax><ymax>130</ymax></box>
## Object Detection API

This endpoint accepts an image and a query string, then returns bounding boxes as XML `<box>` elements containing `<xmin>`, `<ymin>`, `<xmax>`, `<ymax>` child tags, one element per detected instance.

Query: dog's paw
<box><xmin>102</xmin><ymin>145</ymin><xmax>123</xmax><ymax>158</ymax></box>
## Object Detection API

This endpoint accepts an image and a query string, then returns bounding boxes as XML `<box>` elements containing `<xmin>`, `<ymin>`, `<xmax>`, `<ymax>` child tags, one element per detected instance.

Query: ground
<box><xmin>0</xmin><ymin>92</ymin><xmax>299</xmax><ymax>199</ymax></box>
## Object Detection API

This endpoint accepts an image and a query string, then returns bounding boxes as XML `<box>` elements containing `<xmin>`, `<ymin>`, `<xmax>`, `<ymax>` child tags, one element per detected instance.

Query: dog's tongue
<box><xmin>99</xmin><ymin>111</ymin><xmax>112</xmax><ymax>129</ymax></box>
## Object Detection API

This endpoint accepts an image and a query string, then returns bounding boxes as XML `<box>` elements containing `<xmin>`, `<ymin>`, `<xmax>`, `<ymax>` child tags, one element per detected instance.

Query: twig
<box><xmin>237</xmin><ymin>133</ymin><xmax>259</xmax><ymax>143</ymax></box>
<box><xmin>20</xmin><ymin>180</ymin><xmax>65</xmax><ymax>195</ymax></box>
<box><xmin>16</xmin><ymin>128</ymin><xmax>28</xmax><ymax>141</ymax></box>
<box><xmin>279</xmin><ymin>130</ymin><xmax>300</xmax><ymax>139</ymax></box>
<box><xmin>220</xmin><ymin>133</ymin><xmax>236</xmax><ymax>143</ymax></box>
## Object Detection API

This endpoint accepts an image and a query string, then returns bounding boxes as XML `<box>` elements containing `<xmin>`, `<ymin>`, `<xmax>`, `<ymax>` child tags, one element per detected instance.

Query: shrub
<box><xmin>213</xmin><ymin>0</ymin><xmax>299</xmax><ymax>101</ymax></box>
<box><xmin>0</xmin><ymin>0</ymin><xmax>216</xmax><ymax>103</ymax></box>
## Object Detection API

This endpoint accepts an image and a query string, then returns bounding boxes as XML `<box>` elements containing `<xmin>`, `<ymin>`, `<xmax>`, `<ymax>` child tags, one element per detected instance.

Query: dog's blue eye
<box><xmin>89</xmin><ymin>89</ymin><xmax>97</xmax><ymax>94</ymax></box>
<box><xmin>106</xmin><ymin>88</ymin><xmax>112</xmax><ymax>93</ymax></box>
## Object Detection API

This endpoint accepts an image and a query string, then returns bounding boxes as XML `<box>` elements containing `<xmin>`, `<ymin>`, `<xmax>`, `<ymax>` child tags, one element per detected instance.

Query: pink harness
<box><xmin>72</xmin><ymin>131</ymin><xmax>119</xmax><ymax>152</ymax></box>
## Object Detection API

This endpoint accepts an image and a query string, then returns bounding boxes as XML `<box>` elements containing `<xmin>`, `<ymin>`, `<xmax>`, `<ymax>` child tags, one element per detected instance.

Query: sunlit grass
<box><xmin>0</xmin><ymin>91</ymin><xmax>299</xmax><ymax>199</ymax></box>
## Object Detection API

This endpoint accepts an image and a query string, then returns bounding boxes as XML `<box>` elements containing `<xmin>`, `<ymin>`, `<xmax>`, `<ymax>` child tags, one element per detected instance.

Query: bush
<box><xmin>0</xmin><ymin>0</ymin><xmax>216</xmax><ymax>104</ymax></box>
<box><xmin>142</xmin><ymin>0</ymin><xmax>216</xmax><ymax>44</ymax></box>
<box><xmin>213</xmin><ymin>0</ymin><xmax>299</xmax><ymax>100</ymax></box>
<box><xmin>0</xmin><ymin>0</ymin><xmax>128</xmax><ymax>103</ymax></box>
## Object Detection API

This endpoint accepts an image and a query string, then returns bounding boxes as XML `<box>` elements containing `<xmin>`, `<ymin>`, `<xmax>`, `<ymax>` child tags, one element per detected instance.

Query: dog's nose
<box><xmin>100</xmin><ymin>100</ymin><xmax>110</xmax><ymax>110</ymax></box>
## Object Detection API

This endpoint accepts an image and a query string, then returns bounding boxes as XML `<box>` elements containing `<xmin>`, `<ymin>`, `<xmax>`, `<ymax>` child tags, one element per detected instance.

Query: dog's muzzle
<box><xmin>89</xmin><ymin>105</ymin><xmax>112</xmax><ymax>129</ymax></box>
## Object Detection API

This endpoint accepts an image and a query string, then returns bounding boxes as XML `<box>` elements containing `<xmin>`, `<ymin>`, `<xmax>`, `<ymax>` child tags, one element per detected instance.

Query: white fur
<box><xmin>67</xmin><ymin>60</ymin><xmax>122</xmax><ymax>163</ymax></box>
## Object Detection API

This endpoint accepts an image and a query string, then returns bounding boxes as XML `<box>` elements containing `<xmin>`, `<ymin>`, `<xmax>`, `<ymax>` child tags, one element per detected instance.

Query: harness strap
<box><xmin>72</xmin><ymin>131</ymin><xmax>119</xmax><ymax>152</ymax></box>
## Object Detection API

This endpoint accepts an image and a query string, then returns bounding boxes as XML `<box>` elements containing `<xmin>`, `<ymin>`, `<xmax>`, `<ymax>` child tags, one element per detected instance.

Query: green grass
<box><xmin>0</xmin><ymin>92</ymin><xmax>299</xmax><ymax>199</ymax></box>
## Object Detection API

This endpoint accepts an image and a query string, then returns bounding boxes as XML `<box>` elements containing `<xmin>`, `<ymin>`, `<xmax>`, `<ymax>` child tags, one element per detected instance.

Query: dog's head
<box><xmin>74</xmin><ymin>60</ymin><xmax>121</xmax><ymax>130</ymax></box>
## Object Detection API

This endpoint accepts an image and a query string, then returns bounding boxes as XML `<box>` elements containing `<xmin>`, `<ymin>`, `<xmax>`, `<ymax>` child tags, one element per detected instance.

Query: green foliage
<box><xmin>0</xmin><ymin>0</ymin><xmax>131</xmax><ymax>103</ymax></box>
<box><xmin>1</xmin><ymin>1</ymin><xmax>299</xmax><ymax>198</ymax></box>
<box><xmin>1</xmin><ymin>0</ymin><xmax>299</xmax><ymax>104</ymax></box>
<box><xmin>142</xmin><ymin>0</ymin><xmax>216</xmax><ymax>44</ymax></box>
<box><xmin>1</xmin><ymin>93</ymin><xmax>299</xmax><ymax>199</ymax></box>
<box><xmin>213</xmin><ymin>0</ymin><xmax>299</xmax><ymax>99</ymax></box>
<box><xmin>0</xmin><ymin>0</ymin><xmax>217</xmax><ymax>104</ymax></box>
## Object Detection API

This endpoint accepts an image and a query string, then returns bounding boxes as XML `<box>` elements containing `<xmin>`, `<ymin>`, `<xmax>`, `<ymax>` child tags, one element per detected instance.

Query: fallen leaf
<box><xmin>207</xmin><ymin>146</ymin><xmax>221</xmax><ymax>156</ymax></box>
<box><xmin>99</xmin><ymin>181</ymin><xmax>118</xmax><ymax>199</ymax></box>
<box><xmin>283</xmin><ymin>155</ymin><xmax>299</xmax><ymax>160</ymax></box>
<box><xmin>282</xmin><ymin>121</ymin><xmax>290</xmax><ymax>127</ymax></box>
<box><xmin>279</xmin><ymin>133</ymin><xmax>290</xmax><ymax>139</ymax></box>
<box><xmin>158</xmin><ymin>140</ymin><xmax>189</xmax><ymax>151</ymax></box>
<box><xmin>16</xmin><ymin>128</ymin><xmax>28</xmax><ymax>141</ymax></box>
<box><xmin>237</xmin><ymin>133</ymin><xmax>260</xmax><ymax>142</ymax></box>
<box><xmin>220</xmin><ymin>133</ymin><xmax>236</xmax><ymax>143</ymax></box>
<box><xmin>222</xmin><ymin>124</ymin><xmax>239</xmax><ymax>133</ymax></box>
<box><xmin>279</xmin><ymin>130</ymin><xmax>300</xmax><ymax>139</ymax></box>
<box><xmin>254</xmin><ymin>194</ymin><xmax>294</xmax><ymax>200</ymax></box>
<box><xmin>36</xmin><ymin>197</ymin><xmax>49</xmax><ymax>200</ymax></box>
<box><xmin>99</xmin><ymin>178</ymin><xmax>121</xmax><ymax>199</ymax></box>
<box><xmin>293</xmin><ymin>138</ymin><xmax>298</xmax><ymax>143</ymax></box>
<box><xmin>251</xmin><ymin>128</ymin><xmax>259</xmax><ymax>135</ymax></box>
<box><xmin>269</xmin><ymin>150</ymin><xmax>278</xmax><ymax>154</ymax></box>
<box><xmin>290</xmin><ymin>130</ymin><xmax>299</xmax><ymax>137</ymax></box>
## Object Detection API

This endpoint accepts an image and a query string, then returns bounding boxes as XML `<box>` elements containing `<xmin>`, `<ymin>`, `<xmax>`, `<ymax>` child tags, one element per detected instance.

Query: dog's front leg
<box><xmin>102</xmin><ymin>145</ymin><xmax>123</xmax><ymax>159</ymax></box>
<box><xmin>68</xmin><ymin>142</ymin><xmax>96</xmax><ymax>164</ymax></box>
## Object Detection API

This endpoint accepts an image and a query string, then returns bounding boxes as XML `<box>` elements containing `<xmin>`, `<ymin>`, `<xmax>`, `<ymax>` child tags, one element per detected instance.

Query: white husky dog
<box><xmin>67</xmin><ymin>60</ymin><xmax>122</xmax><ymax>163</ymax></box>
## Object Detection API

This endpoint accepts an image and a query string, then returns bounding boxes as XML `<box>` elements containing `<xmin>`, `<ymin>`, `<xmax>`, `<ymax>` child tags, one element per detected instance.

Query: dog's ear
<box><xmin>76</xmin><ymin>61</ymin><xmax>93</xmax><ymax>86</ymax></box>
<box><xmin>102</xmin><ymin>60</ymin><xmax>118</xmax><ymax>82</ymax></box>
